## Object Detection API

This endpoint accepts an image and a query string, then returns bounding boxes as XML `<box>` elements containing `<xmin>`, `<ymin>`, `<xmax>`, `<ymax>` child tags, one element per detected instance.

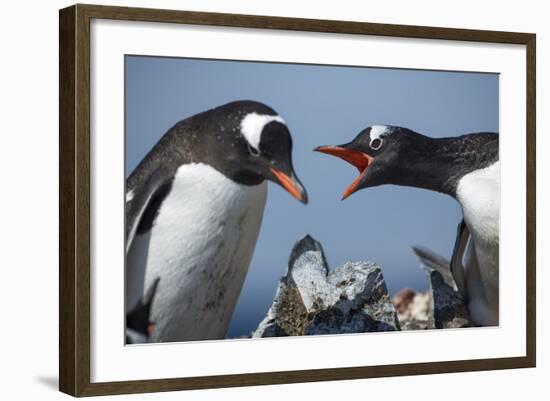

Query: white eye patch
<box><xmin>240</xmin><ymin>112</ymin><xmax>286</xmax><ymax>151</ymax></box>
<box><xmin>369</xmin><ymin>125</ymin><xmax>391</xmax><ymax>140</ymax></box>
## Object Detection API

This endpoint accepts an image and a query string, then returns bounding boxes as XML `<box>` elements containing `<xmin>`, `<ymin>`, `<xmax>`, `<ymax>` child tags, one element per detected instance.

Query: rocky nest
<box><xmin>253</xmin><ymin>234</ymin><xmax>470</xmax><ymax>337</ymax></box>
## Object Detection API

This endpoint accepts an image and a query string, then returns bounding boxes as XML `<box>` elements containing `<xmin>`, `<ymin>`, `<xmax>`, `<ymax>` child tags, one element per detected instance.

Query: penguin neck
<box><xmin>169</xmin><ymin>127</ymin><xmax>266</xmax><ymax>186</ymax></box>
<box><xmin>392</xmin><ymin>134</ymin><xmax>495</xmax><ymax>198</ymax></box>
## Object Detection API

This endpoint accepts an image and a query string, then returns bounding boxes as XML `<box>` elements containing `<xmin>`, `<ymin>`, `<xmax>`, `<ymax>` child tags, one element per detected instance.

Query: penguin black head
<box><xmin>314</xmin><ymin>125</ymin><xmax>423</xmax><ymax>199</ymax></box>
<box><xmin>190</xmin><ymin>100</ymin><xmax>308</xmax><ymax>203</ymax></box>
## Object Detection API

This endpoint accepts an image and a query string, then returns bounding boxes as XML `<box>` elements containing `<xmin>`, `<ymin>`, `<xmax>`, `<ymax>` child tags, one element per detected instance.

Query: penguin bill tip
<box><xmin>270</xmin><ymin>167</ymin><xmax>308</xmax><ymax>204</ymax></box>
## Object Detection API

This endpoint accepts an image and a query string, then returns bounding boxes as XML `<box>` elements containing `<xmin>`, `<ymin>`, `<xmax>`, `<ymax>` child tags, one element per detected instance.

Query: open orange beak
<box><xmin>270</xmin><ymin>168</ymin><xmax>308</xmax><ymax>204</ymax></box>
<box><xmin>314</xmin><ymin>146</ymin><xmax>373</xmax><ymax>199</ymax></box>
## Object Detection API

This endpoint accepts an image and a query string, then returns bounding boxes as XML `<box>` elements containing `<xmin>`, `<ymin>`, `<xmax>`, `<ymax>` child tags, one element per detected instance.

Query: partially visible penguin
<box><xmin>126</xmin><ymin>277</ymin><xmax>160</xmax><ymax>344</ymax></box>
<box><xmin>126</xmin><ymin>100</ymin><xmax>308</xmax><ymax>343</ymax></box>
<box><xmin>315</xmin><ymin>125</ymin><xmax>499</xmax><ymax>326</ymax></box>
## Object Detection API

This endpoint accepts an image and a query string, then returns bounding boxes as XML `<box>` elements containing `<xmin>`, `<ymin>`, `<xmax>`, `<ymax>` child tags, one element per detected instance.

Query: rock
<box><xmin>253</xmin><ymin>235</ymin><xmax>399</xmax><ymax>337</ymax></box>
<box><xmin>411</xmin><ymin>246</ymin><xmax>471</xmax><ymax>329</ymax></box>
<box><xmin>392</xmin><ymin>288</ymin><xmax>430</xmax><ymax>330</ymax></box>
<box><xmin>253</xmin><ymin>236</ymin><xmax>472</xmax><ymax>337</ymax></box>
<box><xmin>392</xmin><ymin>271</ymin><xmax>471</xmax><ymax>330</ymax></box>
<box><xmin>427</xmin><ymin>268</ymin><xmax>470</xmax><ymax>329</ymax></box>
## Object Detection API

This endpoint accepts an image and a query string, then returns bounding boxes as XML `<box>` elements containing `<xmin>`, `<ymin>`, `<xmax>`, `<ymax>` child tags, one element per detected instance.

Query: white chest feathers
<box><xmin>126</xmin><ymin>163</ymin><xmax>267</xmax><ymax>342</ymax></box>
<box><xmin>456</xmin><ymin>161</ymin><xmax>500</xmax><ymax>245</ymax></box>
<box><xmin>456</xmin><ymin>161</ymin><xmax>500</xmax><ymax>324</ymax></box>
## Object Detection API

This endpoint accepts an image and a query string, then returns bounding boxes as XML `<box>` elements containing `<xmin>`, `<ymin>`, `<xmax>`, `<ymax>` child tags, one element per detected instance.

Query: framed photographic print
<box><xmin>59</xmin><ymin>3</ymin><xmax>536</xmax><ymax>397</ymax></box>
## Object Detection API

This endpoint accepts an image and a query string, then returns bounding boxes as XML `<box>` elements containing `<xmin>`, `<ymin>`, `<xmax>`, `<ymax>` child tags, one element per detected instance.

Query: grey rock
<box><xmin>392</xmin><ymin>272</ymin><xmax>471</xmax><ymax>330</ymax></box>
<box><xmin>411</xmin><ymin>246</ymin><xmax>472</xmax><ymax>329</ymax></box>
<box><xmin>253</xmin><ymin>235</ymin><xmax>399</xmax><ymax>338</ymax></box>
<box><xmin>427</xmin><ymin>269</ymin><xmax>471</xmax><ymax>329</ymax></box>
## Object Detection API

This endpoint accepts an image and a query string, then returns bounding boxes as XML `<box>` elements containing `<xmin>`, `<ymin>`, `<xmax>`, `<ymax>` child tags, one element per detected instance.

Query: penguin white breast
<box><xmin>127</xmin><ymin>163</ymin><xmax>267</xmax><ymax>342</ymax></box>
<box><xmin>456</xmin><ymin>161</ymin><xmax>500</xmax><ymax>244</ymax></box>
<box><xmin>456</xmin><ymin>161</ymin><xmax>500</xmax><ymax>320</ymax></box>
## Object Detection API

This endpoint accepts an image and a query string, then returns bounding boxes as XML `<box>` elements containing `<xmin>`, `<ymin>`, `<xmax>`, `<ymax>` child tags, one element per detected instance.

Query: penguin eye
<box><xmin>370</xmin><ymin>138</ymin><xmax>383</xmax><ymax>150</ymax></box>
<box><xmin>247</xmin><ymin>144</ymin><xmax>260</xmax><ymax>157</ymax></box>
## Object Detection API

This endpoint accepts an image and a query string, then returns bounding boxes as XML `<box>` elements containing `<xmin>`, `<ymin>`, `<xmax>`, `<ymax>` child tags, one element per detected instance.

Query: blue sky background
<box><xmin>125</xmin><ymin>56</ymin><xmax>499</xmax><ymax>338</ymax></box>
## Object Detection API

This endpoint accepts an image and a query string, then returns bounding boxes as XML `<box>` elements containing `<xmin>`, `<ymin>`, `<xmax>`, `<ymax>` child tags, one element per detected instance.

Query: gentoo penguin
<box><xmin>315</xmin><ymin>125</ymin><xmax>499</xmax><ymax>326</ymax></box>
<box><xmin>126</xmin><ymin>100</ymin><xmax>307</xmax><ymax>343</ymax></box>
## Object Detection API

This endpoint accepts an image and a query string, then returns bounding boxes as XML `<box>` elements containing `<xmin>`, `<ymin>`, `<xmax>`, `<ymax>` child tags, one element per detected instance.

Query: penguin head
<box><xmin>204</xmin><ymin>101</ymin><xmax>308</xmax><ymax>204</ymax></box>
<box><xmin>314</xmin><ymin>125</ymin><xmax>421</xmax><ymax>199</ymax></box>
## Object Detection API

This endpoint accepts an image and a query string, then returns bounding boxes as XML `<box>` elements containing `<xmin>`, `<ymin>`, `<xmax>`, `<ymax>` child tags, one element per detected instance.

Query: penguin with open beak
<box><xmin>126</xmin><ymin>100</ymin><xmax>307</xmax><ymax>343</ymax></box>
<box><xmin>315</xmin><ymin>125</ymin><xmax>499</xmax><ymax>326</ymax></box>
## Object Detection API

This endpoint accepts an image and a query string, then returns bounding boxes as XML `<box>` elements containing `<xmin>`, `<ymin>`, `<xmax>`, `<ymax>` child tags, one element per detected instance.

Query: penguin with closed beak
<box><xmin>126</xmin><ymin>100</ymin><xmax>308</xmax><ymax>343</ymax></box>
<box><xmin>315</xmin><ymin>125</ymin><xmax>499</xmax><ymax>326</ymax></box>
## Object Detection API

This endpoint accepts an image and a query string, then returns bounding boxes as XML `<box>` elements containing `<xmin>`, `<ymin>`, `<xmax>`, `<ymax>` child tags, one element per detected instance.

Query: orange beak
<box><xmin>270</xmin><ymin>168</ymin><xmax>308</xmax><ymax>204</ymax></box>
<box><xmin>314</xmin><ymin>146</ymin><xmax>373</xmax><ymax>200</ymax></box>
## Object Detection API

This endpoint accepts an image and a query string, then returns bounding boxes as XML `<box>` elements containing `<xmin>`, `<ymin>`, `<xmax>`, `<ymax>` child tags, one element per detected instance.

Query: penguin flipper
<box><xmin>411</xmin><ymin>246</ymin><xmax>456</xmax><ymax>289</ymax></box>
<box><xmin>450</xmin><ymin>220</ymin><xmax>469</xmax><ymax>298</ymax></box>
<box><xmin>126</xmin><ymin>167</ymin><xmax>173</xmax><ymax>253</ymax></box>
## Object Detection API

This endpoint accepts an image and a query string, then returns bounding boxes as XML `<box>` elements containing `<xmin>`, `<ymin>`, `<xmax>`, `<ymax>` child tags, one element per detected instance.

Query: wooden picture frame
<box><xmin>59</xmin><ymin>3</ymin><xmax>536</xmax><ymax>397</ymax></box>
